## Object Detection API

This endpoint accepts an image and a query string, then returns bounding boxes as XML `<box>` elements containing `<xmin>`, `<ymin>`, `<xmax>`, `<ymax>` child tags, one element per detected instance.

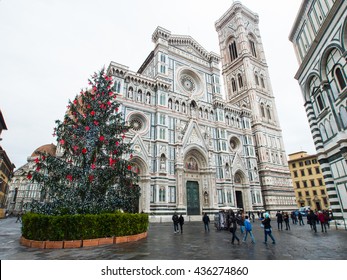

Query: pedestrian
<box><xmin>317</xmin><ymin>211</ymin><xmax>327</xmax><ymax>233</ymax></box>
<box><xmin>307</xmin><ymin>210</ymin><xmax>318</xmax><ymax>233</ymax></box>
<box><xmin>291</xmin><ymin>211</ymin><xmax>297</xmax><ymax>224</ymax></box>
<box><xmin>229</xmin><ymin>211</ymin><xmax>240</xmax><ymax>245</ymax></box>
<box><xmin>242</xmin><ymin>215</ymin><xmax>255</xmax><ymax>244</ymax></box>
<box><xmin>323</xmin><ymin>210</ymin><xmax>330</xmax><ymax>229</ymax></box>
<box><xmin>15</xmin><ymin>211</ymin><xmax>22</xmax><ymax>223</ymax></box>
<box><xmin>172</xmin><ymin>212</ymin><xmax>179</xmax><ymax>233</ymax></box>
<box><xmin>283</xmin><ymin>212</ymin><xmax>291</xmax><ymax>230</ymax></box>
<box><xmin>251</xmin><ymin>212</ymin><xmax>255</xmax><ymax>223</ymax></box>
<box><xmin>261</xmin><ymin>213</ymin><xmax>276</xmax><ymax>244</ymax></box>
<box><xmin>202</xmin><ymin>213</ymin><xmax>210</xmax><ymax>232</ymax></box>
<box><xmin>298</xmin><ymin>212</ymin><xmax>305</xmax><ymax>226</ymax></box>
<box><xmin>178</xmin><ymin>214</ymin><xmax>184</xmax><ymax>234</ymax></box>
<box><xmin>276</xmin><ymin>211</ymin><xmax>283</xmax><ymax>230</ymax></box>
<box><xmin>237</xmin><ymin>212</ymin><xmax>245</xmax><ymax>235</ymax></box>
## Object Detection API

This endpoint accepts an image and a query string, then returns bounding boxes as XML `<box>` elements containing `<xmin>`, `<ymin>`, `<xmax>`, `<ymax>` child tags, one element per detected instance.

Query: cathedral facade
<box><xmin>107</xmin><ymin>2</ymin><xmax>296</xmax><ymax>221</ymax></box>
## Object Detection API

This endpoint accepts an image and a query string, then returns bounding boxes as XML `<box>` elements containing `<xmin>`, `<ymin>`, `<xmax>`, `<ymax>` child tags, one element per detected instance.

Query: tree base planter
<box><xmin>63</xmin><ymin>240</ymin><xmax>82</xmax><ymax>249</ymax></box>
<box><xmin>45</xmin><ymin>240</ymin><xmax>64</xmax><ymax>249</ymax></box>
<box><xmin>20</xmin><ymin>231</ymin><xmax>147</xmax><ymax>249</ymax></box>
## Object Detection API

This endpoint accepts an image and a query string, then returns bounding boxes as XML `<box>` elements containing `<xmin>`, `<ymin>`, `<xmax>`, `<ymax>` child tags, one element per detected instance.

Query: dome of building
<box><xmin>31</xmin><ymin>143</ymin><xmax>57</xmax><ymax>157</ymax></box>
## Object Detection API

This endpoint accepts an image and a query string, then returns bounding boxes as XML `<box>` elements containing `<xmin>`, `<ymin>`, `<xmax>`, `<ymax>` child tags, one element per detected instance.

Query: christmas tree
<box><xmin>27</xmin><ymin>68</ymin><xmax>140</xmax><ymax>215</ymax></box>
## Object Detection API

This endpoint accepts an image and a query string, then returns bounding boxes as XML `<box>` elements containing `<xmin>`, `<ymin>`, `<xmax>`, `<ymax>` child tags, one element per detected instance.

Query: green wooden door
<box><xmin>186</xmin><ymin>181</ymin><xmax>200</xmax><ymax>215</ymax></box>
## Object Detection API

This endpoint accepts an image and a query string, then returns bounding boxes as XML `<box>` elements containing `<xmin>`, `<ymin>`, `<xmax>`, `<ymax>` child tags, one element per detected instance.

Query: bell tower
<box><xmin>215</xmin><ymin>1</ymin><xmax>296</xmax><ymax>212</ymax></box>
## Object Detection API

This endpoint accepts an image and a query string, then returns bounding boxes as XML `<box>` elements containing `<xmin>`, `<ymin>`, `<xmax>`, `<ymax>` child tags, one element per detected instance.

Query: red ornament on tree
<box><xmin>66</xmin><ymin>174</ymin><xmax>73</xmax><ymax>181</ymax></box>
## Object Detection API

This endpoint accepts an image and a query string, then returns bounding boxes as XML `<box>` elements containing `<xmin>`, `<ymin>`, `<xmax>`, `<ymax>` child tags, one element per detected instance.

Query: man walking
<box><xmin>202</xmin><ymin>213</ymin><xmax>210</xmax><ymax>232</ymax></box>
<box><xmin>276</xmin><ymin>211</ymin><xmax>283</xmax><ymax>230</ymax></box>
<box><xmin>298</xmin><ymin>212</ymin><xmax>305</xmax><ymax>226</ymax></box>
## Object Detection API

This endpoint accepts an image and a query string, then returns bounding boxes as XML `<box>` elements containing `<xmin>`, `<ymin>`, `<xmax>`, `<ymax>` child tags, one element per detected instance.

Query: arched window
<box><xmin>260</xmin><ymin>103</ymin><xmax>265</xmax><ymax>118</ymax></box>
<box><xmin>226</xmin><ymin>115</ymin><xmax>230</xmax><ymax>125</ymax></box>
<box><xmin>324</xmin><ymin>119</ymin><xmax>333</xmax><ymax>138</ymax></box>
<box><xmin>205</xmin><ymin>109</ymin><xmax>208</xmax><ymax>119</ymax></box>
<box><xmin>339</xmin><ymin>105</ymin><xmax>347</xmax><ymax>128</ymax></box>
<box><xmin>335</xmin><ymin>67</ymin><xmax>347</xmax><ymax>91</ymax></box>
<box><xmin>329</xmin><ymin>115</ymin><xmax>337</xmax><ymax>136</ymax></box>
<box><xmin>146</xmin><ymin>92</ymin><xmax>151</xmax><ymax>104</ymax></box>
<box><xmin>238</xmin><ymin>74</ymin><xmax>243</xmax><ymax>88</ymax></box>
<box><xmin>175</xmin><ymin>101</ymin><xmax>180</xmax><ymax>111</ymax></box>
<box><xmin>199</xmin><ymin>107</ymin><xmax>203</xmax><ymax>117</ymax></box>
<box><xmin>168</xmin><ymin>98</ymin><xmax>172</xmax><ymax>109</ymax></box>
<box><xmin>231</xmin><ymin>78</ymin><xmax>237</xmax><ymax>92</ymax></box>
<box><xmin>319</xmin><ymin>124</ymin><xmax>327</xmax><ymax>142</ymax></box>
<box><xmin>228</xmin><ymin>40</ymin><xmax>238</xmax><ymax>62</ymax></box>
<box><xmin>114</xmin><ymin>81</ymin><xmax>121</xmax><ymax>93</ymax></box>
<box><xmin>159</xmin><ymin>187</ymin><xmax>166</xmax><ymax>202</ymax></box>
<box><xmin>182</xmin><ymin>102</ymin><xmax>186</xmax><ymax>113</ymax></box>
<box><xmin>266</xmin><ymin>106</ymin><xmax>272</xmax><ymax>120</ymax></box>
<box><xmin>210</xmin><ymin>110</ymin><xmax>214</xmax><ymax>121</ymax></box>
<box><xmin>249</xmin><ymin>39</ymin><xmax>257</xmax><ymax>57</ymax></box>
<box><xmin>254</xmin><ymin>73</ymin><xmax>259</xmax><ymax>86</ymax></box>
<box><xmin>260</xmin><ymin>75</ymin><xmax>265</xmax><ymax>88</ymax></box>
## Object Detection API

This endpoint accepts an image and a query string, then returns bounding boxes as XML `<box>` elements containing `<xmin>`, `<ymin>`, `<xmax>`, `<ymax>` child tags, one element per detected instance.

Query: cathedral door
<box><xmin>236</xmin><ymin>191</ymin><xmax>244</xmax><ymax>209</ymax></box>
<box><xmin>186</xmin><ymin>181</ymin><xmax>200</xmax><ymax>215</ymax></box>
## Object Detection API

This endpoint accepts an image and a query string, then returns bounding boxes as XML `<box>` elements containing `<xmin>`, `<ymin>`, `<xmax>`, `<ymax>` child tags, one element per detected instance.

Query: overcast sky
<box><xmin>0</xmin><ymin>0</ymin><xmax>316</xmax><ymax>169</ymax></box>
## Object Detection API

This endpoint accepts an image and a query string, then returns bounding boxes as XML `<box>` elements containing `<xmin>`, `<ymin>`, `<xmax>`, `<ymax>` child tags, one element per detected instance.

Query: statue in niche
<box><xmin>160</xmin><ymin>157</ymin><xmax>166</xmax><ymax>170</ymax></box>
<box><xmin>225</xmin><ymin>166</ymin><xmax>230</xmax><ymax>178</ymax></box>
<box><xmin>204</xmin><ymin>191</ymin><xmax>209</xmax><ymax>205</ymax></box>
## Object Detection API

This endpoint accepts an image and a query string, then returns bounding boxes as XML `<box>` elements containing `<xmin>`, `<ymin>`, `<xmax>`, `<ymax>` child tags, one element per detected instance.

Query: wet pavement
<box><xmin>1</xmin><ymin>217</ymin><xmax>347</xmax><ymax>260</ymax></box>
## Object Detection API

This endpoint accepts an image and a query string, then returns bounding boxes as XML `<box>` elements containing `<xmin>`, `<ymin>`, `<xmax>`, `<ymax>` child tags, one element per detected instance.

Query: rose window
<box><xmin>130</xmin><ymin>118</ymin><xmax>143</xmax><ymax>131</ymax></box>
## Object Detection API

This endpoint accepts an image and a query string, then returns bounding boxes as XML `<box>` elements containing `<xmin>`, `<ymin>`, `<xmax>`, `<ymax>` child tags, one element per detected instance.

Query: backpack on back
<box><xmin>244</xmin><ymin>220</ymin><xmax>252</xmax><ymax>231</ymax></box>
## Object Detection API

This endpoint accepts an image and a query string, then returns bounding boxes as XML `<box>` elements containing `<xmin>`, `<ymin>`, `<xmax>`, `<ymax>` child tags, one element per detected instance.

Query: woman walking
<box><xmin>262</xmin><ymin>213</ymin><xmax>276</xmax><ymax>244</ymax></box>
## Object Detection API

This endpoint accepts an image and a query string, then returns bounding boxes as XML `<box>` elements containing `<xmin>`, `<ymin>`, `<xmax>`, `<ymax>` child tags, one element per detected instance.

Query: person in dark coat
<box><xmin>307</xmin><ymin>210</ymin><xmax>318</xmax><ymax>233</ymax></box>
<box><xmin>172</xmin><ymin>212</ymin><xmax>179</xmax><ymax>233</ymax></box>
<box><xmin>202</xmin><ymin>213</ymin><xmax>210</xmax><ymax>232</ymax></box>
<box><xmin>261</xmin><ymin>213</ymin><xmax>276</xmax><ymax>244</ymax></box>
<box><xmin>229</xmin><ymin>211</ymin><xmax>240</xmax><ymax>245</ymax></box>
<box><xmin>283</xmin><ymin>212</ymin><xmax>291</xmax><ymax>230</ymax></box>
<box><xmin>178</xmin><ymin>214</ymin><xmax>184</xmax><ymax>234</ymax></box>
<box><xmin>276</xmin><ymin>211</ymin><xmax>283</xmax><ymax>230</ymax></box>
<box><xmin>298</xmin><ymin>212</ymin><xmax>305</xmax><ymax>226</ymax></box>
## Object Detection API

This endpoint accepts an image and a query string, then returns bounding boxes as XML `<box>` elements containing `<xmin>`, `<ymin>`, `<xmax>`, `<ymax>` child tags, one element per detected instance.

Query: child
<box><xmin>242</xmin><ymin>215</ymin><xmax>255</xmax><ymax>244</ymax></box>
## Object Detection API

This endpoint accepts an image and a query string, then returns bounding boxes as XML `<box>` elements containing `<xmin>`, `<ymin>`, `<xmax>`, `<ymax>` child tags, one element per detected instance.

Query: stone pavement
<box><xmin>1</xmin><ymin>217</ymin><xmax>347</xmax><ymax>260</ymax></box>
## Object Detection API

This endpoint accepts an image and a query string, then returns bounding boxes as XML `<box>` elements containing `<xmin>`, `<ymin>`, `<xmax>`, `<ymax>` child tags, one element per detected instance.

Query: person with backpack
<box><xmin>242</xmin><ymin>215</ymin><xmax>255</xmax><ymax>244</ymax></box>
